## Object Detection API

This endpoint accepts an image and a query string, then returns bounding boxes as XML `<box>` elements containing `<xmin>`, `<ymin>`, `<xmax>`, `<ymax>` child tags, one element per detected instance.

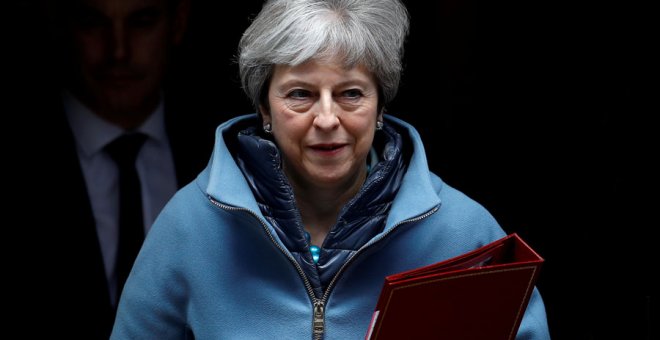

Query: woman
<box><xmin>111</xmin><ymin>0</ymin><xmax>551</xmax><ymax>338</ymax></box>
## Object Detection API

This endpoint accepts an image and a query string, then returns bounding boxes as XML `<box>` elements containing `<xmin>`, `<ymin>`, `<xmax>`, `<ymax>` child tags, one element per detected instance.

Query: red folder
<box><xmin>365</xmin><ymin>233</ymin><xmax>543</xmax><ymax>340</ymax></box>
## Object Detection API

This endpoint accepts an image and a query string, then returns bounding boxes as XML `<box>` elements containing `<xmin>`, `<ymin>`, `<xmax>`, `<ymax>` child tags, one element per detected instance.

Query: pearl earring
<box><xmin>376</xmin><ymin>121</ymin><xmax>384</xmax><ymax>130</ymax></box>
<box><xmin>263</xmin><ymin>123</ymin><xmax>272</xmax><ymax>134</ymax></box>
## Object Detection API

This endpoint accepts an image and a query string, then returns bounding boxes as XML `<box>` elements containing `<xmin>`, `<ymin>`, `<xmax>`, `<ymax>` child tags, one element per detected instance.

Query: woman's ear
<box><xmin>377</xmin><ymin>108</ymin><xmax>385</xmax><ymax>122</ymax></box>
<box><xmin>259</xmin><ymin>105</ymin><xmax>270</xmax><ymax>124</ymax></box>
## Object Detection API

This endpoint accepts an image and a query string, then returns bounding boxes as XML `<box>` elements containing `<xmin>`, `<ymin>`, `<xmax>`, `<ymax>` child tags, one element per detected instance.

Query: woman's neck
<box><xmin>290</xmin><ymin>169</ymin><xmax>367</xmax><ymax>246</ymax></box>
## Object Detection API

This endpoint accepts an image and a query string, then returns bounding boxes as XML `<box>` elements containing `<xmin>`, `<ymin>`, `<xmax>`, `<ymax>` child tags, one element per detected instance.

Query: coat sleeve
<box><xmin>516</xmin><ymin>287</ymin><xmax>552</xmax><ymax>339</ymax></box>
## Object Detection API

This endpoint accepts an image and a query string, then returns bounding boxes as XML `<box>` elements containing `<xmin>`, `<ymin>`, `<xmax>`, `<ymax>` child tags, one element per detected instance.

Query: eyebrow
<box><xmin>274</xmin><ymin>78</ymin><xmax>375</xmax><ymax>91</ymax></box>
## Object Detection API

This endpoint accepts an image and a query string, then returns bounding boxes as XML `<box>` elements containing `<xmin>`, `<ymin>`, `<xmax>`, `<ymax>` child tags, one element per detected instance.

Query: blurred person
<box><xmin>13</xmin><ymin>0</ymin><xmax>223</xmax><ymax>338</ymax></box>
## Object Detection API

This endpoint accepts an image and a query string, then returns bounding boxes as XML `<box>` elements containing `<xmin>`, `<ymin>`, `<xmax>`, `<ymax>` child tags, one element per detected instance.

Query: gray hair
<box><xmin>238</xmin><ymin>0</ymin><xmax>410</xmax><ymax>110</ymax></box>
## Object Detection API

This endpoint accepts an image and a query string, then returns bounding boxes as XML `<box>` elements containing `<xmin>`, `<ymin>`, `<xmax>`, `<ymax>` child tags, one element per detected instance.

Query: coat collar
<box><xmin>204</xmin><ymin>114</ymin><xmax>441</xmax><ymax>230</ymax></box>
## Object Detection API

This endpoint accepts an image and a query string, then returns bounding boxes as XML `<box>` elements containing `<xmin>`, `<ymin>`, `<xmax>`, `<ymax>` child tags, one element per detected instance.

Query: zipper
<box><xmin>313</xmin><ymin>300</ymin><xmax>325</xmax><ymax>338</ymax></box>
<box><xmin>313</xmin><ymin>205</ymin><xmax>439</xmax><ymax>340</ymax></box>
<box><xmin>210</xmin><ymin>195</ymin><xmax>438</xmax><ymax>339</ymax></box>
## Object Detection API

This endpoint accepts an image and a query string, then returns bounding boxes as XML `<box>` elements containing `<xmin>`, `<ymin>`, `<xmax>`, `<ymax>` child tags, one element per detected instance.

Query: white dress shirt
<box><xmin>63</xmin><ymin>91</ymin><xmax>178</xmax><ymax>305</ymax></box>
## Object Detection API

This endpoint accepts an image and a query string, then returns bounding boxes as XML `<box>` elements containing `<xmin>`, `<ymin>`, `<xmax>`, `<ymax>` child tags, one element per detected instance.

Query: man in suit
<box><xmin>10</xmin><ymin>0</ymin><xmax>224</xmax><ymax>337</ymax></box>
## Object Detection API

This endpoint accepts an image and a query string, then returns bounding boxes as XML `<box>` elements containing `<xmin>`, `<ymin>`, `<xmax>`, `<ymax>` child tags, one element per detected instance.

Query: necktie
<box><xmin>104</xmin><ymin>132</ymin><xmax>147</xmax><ymax>304</ymax></box>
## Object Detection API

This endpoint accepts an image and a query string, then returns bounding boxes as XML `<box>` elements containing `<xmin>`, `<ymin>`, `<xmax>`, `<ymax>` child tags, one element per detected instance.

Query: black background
<box><xmin>9</xmin><ymin>0</ymin><xmax>655</xmax><ymax>338</ymax></box>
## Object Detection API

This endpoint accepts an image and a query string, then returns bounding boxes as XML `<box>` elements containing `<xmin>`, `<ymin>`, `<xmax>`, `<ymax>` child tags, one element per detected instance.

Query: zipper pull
<box><xmin>313</xmin><ymin>300</ymin><xmax>325</xmax><ymax>337</ymax></box>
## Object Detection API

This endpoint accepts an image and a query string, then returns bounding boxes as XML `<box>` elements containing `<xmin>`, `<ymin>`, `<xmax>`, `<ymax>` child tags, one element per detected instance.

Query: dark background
<box><xmin>10</xmin><ymin>0</ymin><xmax>655</xmax><ymax>338</ymax></box>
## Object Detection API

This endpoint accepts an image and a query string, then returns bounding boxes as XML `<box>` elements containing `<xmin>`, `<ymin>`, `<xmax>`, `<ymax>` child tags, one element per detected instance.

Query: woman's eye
<box><xmin>288</xmin><ymin>89</ymin><xmax>311</xmax><ymax>99</ymax></box>
<box><xmin>283</xmin><ymin>89</ymin><xmax>313</xmax><ymax>111</ymax></box>
<box><xmin>342</xmin><ymin>89</ymin><xmax>363</xmax><ymax>99</ymax></box>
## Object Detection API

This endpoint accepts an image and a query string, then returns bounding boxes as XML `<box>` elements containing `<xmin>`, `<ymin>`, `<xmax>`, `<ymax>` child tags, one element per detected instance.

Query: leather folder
<box><xmin>365</xmin><ymin>233</ymin><xmax>543</xmax><ymax>340</ymax></box>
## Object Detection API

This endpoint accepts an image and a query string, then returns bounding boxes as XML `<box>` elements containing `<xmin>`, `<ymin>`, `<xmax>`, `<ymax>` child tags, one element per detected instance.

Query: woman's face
<box><xmin>262</xmin><ymin>58</ymin><xmax>381</xmax><ymax>192</ymax></box>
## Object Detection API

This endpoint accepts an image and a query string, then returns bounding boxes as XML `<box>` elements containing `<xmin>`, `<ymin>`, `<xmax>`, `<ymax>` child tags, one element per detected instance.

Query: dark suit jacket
<box><xmin>11</xmin><ymin>89</ymin><xmax>227</xmax><ymax>339</ymax></box>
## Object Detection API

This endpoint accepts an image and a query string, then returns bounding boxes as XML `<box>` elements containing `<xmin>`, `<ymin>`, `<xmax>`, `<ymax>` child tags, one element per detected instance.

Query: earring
<box><xmin>263</xmin><ymin>123</ymin><xmax>272</xmax><ymax>134</ymax></box>
<box><xmin>376</xmin><ymin>121</ymin><xmax>384</xmax><ymax>130</ymax></box>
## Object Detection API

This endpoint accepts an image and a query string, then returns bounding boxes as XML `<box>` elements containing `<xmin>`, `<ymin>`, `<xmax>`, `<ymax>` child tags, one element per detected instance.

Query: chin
<box><xmin>309</xmin><ymin>169</ymin><xmax>355</xmax><ymax>187</ymax></box>
<box><xmin>98</xmin><ymin>86</ymin><xmax>156</xmax><ymax>111</ymax></box>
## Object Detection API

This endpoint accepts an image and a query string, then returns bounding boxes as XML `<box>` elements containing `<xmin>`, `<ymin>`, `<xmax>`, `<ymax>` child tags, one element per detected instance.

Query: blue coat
<box><xmin>111</xmin><ymin>114</ymin><xmax>551</xmax><ymax>339</ymax></box>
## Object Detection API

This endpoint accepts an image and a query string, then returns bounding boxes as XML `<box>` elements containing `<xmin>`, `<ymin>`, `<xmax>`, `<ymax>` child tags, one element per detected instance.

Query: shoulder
<box><xmin>439</xmin><ymin>180</ymin><xmax>499</xmax><ymax>226</ymax></box>
<box><xmin>430</xmin><ymin>176</ymin><xmax>506</xmax><ymax>245</ymax></box>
